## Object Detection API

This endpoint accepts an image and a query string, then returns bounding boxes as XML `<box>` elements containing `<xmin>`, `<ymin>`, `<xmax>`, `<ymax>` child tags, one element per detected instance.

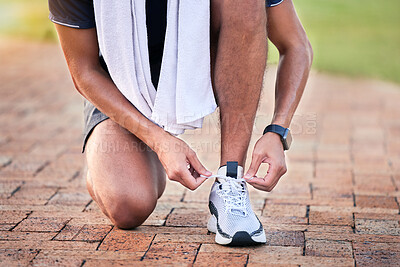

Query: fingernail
<box><xmin>243</xmin><ymin>173</ymin><xmax>250</xmax><ymax>179</ymax></box>
<box><xmin>205</xmin><ymin>171</ymin><xmax>212</xmax><ymax>176</ymax></box>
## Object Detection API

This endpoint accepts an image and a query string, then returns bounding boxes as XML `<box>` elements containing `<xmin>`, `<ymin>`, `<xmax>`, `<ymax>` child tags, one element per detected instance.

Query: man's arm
<box><xmin>55</xmin><ymin>25</ymin><xmax>211</xmax><ymax>189</ymax></box>
<box><xmin>244</xmin><ymin>0</ymin><xmax>313</xmax><ymax>191</ymax></box>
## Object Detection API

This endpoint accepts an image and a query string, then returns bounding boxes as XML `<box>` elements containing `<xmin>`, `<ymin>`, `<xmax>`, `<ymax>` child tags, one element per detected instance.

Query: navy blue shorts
<box><xmin>49</xmin><ymin>0</ymin><xmax>284</xmax><ymax>152</ymax></box>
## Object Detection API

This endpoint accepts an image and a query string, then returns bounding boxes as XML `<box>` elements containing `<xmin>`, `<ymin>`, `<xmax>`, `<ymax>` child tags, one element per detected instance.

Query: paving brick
<box><xmin>353</xmin><ymin>160</ymin><xmax>392</xmax><ymax>175</ymax></box>
<box><xmin>269</xmin><ymin>183</ymin><xmax>312</xmax><ymax>199</ymax></box>
<box><xmin>354</xmin><ymin>252</ymin><xmax>400</xmax><ymax>267</ymax></box>
<box><xmin>247</xmin><ymin>264</ymin><xmax>299</xmax><ymax>267</ymax></box>
<box><xmin>263</xmin><ymin>223</ymin><xmax>308</xmax><ymax>232</ymax></box>
<box><xmin>312</xmin><ymin>185</ymin><xmax>353</xmax><ymax>199</ymax></box>
<box><xmin>0</xmin><ymin>240</ymin><xmax>99</xmax><ymax>250</ymax></box>
<box><xmin>310</xmin><ymin>205</ymin><xmax>398</xmax><ymax>215</ymax></box>
<box><xmin>356</xmin><ymin>195</ymin><xmax>398</xmax><ymax>209</ymax></box>
<box><xmin>73</xmin><ymin>224</ymin><xmax>112</xmax><ymax>242</ymax></box>
<box><xmin>265</xmin><ymin>197</ymin><xmax>354</xmax><ymax>207</ymax></box>
<box><xmin>142</xmin><ymin>242</ymin><xmax>199</xmax><ymax>264</ymax></box>
<box><xmin>354</xmin><ymin>241</ymin><xmax>400</xmax><ymax>253</ymax></box>
<box><xmin>265</xmin><ymin>231</ymin><xmax>304</xmax><ymax>247</ymax></box>
<box><xmin>34</xmin><ymin>250</ymin><xmax>144</xmax><ymax>261</ymax></box>
<box><xmin>84</xmin><ymin>259</ymin><xmax>141</xmax><ymax>266</ymax></box>
<box><xmin>0</xmin><ymin>248</ymin><xmax>38</xmax><ymax>265</ymax></box>
<box><xmin>10</xmin><ymin>186</ymin><xmax>59</xmax><ymax>205</ymax></box>
<box><xmin>68</xmin><ymin>216</ymin><xmax>112</xmax><ymax>225</ymax></box>
<box><xmin>260</xmin><ymin>216</ymin><xmax>308</xmax><ymax>225</ymax></box>
<box><xmin>305</xmin><ymin>239</ymin><xmax>353</xmax><ymax>258</ymax></box>
<box><xmin>0</xmin><ymin>180</ymin><xmax>23</xmax><ymax>198</ymax></box>
<box><xmin>248</xmin><ymin>255</ymin><xmax>355</xmax><ymax>266</ymax></box>
<box><xmin>354</xmin><ymin>174</ymin><xmax>396</xmax><ymax>193</ymax></box>
<box><xmin>0</xmin><ymin>232</ymin><xmax>54</xmax><ymax>241</ymax></box>
<box><xmin>153</xmin><ymin>233</ymin><xmax>214</xmax><ymax>244</ymax></box>
<box><xmin>1</xmin><ymin>155</ymin><xmax>49</xmax><ymax>176</ymax></box>
<box><xmin>30</xmin><ymin>257</ymin><xmax>84</xmax><ymax>267</ymax></box>
<box><xmin>194</xmin><ymin>252</ymin><xmax>248</xmax><ymax>266</ymax></box>
<box><xmin>54</xmin><ymin>224</ymin><xmax>82</xmax><ymax>241</ymax></box>
<box><xmin>263</xmin><ymin>204</ymin><xmax>307</xmax><ymax>217</ymax></box>
<box><xmin>0</xmin><ymin>210</ymin><xmax>30</xmax><ymax>224</ymax></box>
<box><xmin>27</xmin><ymin>211</ymin><xmax>93</xmax><ymax>219</ymax></box>
<box><xmin>47</xmin><ymin>190</ymin><xmax>92</xmax><ymax>206</ymax></box>
<box><xmin>355</xmin><ymin>218</ymin><xmax>400</xmax><ymax>236</ymax></box>
<box><xmin>0</xmin><ymin>140</ymin><xmax>37</xmax><ymax>154</ymax></box>
<box><xmin>142</xmin><ymin>206</ymin><xmax>171</xmax><ymax>226</ymax></box>
<box><xmin>0</xmin><ymin>224</ymin><xmax>14</xmax><ymax>231</ymax></box>
<box><xmin>165</xmin><ymin>208</ymin><xmax>209</xmax><ymax>227</ymax></box>
<box><xmin>305</xmin><ymin>225</ymin><xmax>354</xmax><ymax>234</ymax></box>
<box><xmin>353</xmin><ymin>241</ymin><xmax>400</xmax><ymax>266</ymax></box>
<box><xmin>98</xmin><ymin>229</ymin><xmax>154</xmax><ymax>252</ymax></box>
<box><xmin>315</xmin><ymin>169</ymin><xmax>352</xmax><ymax>181</ymax></box>
<box><xmin>34</xmin><ymin>166</ymin><xmax>81</xmax><ymax>182</ymax></box>
<box><xmin>309</xmin><ymin>211</ymin><xmax>353</xmax><ymax>226</ymax></box>
<box><xmin>354</xmin><ymin>212</ymin><xmax>400</xmax><ymax>221</ymax></box>
<box><xmin>199</xmin><ymin>244</ymin><xmax>302</xmax><ymax>256</ymax></box>
<box><xmin>305</xmin><ymin>231</ymin><xmax>400</xmax><ymax>243</ymax></box>
<box><xmin>14</xmin><ymin>217</ymin><xmax>70</xmax><ymax>232</ymax></box>
<box><xmin>134</xmin><ymin>226</ymin><xmax>208</xmax><ymax>235</ymax></box>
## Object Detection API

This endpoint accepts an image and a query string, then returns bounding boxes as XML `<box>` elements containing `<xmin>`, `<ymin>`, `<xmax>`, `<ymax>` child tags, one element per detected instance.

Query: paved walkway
<box><xmin>0</xmin><ymin>39</ymin><xmax>399</xmax><ymax>266</ymax></box>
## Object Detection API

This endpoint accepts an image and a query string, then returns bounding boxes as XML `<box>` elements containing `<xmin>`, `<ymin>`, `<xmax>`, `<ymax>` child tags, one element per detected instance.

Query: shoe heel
<box><xmin>207</xmin><ymin>215</ymin><xmax>217</xmax><ymax>233</ymax></box>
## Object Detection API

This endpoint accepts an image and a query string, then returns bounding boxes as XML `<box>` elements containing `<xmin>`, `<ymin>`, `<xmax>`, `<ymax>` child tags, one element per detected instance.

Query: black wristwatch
<box><xmin>263</xmin><ymin>124</ymin><xmax>292</xmax><ymax>150</ymax></box>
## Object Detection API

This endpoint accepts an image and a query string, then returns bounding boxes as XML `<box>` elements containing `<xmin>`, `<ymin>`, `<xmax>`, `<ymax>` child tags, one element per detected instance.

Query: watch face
<box><xmin>283</xmin><ymin>129</ymin><xmax>292</xmax><ymax>150</ymax></box>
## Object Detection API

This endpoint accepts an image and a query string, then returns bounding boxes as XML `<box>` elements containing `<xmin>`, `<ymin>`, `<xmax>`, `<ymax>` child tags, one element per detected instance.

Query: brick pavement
<box><xmin>0</xmin><ymin>39</ymin><xmax>399</xmax><ymax>266</ymax></box>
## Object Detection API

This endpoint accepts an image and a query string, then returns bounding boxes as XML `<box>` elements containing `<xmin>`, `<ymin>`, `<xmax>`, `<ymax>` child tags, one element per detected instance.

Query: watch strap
<box><xmin>263</xmin><ymin>124</ymin><xmax>286</xmax><ymax>136</ymax></box>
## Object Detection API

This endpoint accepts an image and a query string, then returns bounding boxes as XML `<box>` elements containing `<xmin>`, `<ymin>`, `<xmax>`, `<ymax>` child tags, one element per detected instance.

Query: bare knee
<box><xmin>107</xmin><ymin>195</ymin><xmax>157</xmax><ymax>229</ymax></box>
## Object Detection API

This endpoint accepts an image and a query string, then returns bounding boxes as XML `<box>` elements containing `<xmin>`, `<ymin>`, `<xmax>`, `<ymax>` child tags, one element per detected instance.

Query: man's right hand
<box><xmin>153</xmin><ymin>134</ymin><xmax>212</xmax><ymax>190</ymax></box>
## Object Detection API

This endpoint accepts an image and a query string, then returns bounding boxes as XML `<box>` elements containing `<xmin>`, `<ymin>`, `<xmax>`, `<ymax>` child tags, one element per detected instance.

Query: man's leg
<box><xmin>85</xmin><ymin>119</ymin><xmax>166</xmax><ymax>229</ymax></box>
<box><xmin>211</xmin><ymin>0</ymin><xmax>267</xmax><ymax>167</ymax></box>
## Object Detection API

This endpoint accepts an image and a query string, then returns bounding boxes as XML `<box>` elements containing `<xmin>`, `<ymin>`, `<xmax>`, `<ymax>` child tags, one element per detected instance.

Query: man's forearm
<box><xmin>74</xmin><ymin>68</ymin><xmax>169</xmax><ymax>151</ymax></box>
<box><xmin>271</xmin><ymin>45</ymin><xmax>313</xmax><ymax>128</ymax></box>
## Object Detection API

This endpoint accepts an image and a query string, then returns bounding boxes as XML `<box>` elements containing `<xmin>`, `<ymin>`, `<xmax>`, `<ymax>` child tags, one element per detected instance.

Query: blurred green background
<box><xmin>1</xmin><ymin>0</ymin><xmax>399</xmax><ymax>83</ymax></box>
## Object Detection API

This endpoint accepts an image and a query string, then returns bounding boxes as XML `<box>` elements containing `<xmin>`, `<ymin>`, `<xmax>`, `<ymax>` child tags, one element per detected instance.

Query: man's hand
<box><xmin>243</xmin><ymin>132</ymin><xmax>287</xmax><ymax>192</ymax></box>
<box><xmin>154</xmin><ymin>134</ymin><xmax>212</xmax><ymax>191</ymax></box>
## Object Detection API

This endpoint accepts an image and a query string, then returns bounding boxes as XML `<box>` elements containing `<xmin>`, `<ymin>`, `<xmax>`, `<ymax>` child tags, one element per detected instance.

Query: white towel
<box><xmin>93</xmin><ymin>0</ymin><xmax>217</xmax><ymax>135</ymax></box>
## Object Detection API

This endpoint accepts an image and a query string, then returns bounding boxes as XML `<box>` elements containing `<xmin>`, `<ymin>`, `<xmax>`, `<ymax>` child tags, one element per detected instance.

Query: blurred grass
<box><xmin>0</xmin><ymin>0</ymin><xmax>57</xmax><ymax>42</ymax></box>
<box><xmin>268</xmin><ymin>0</ymin><xmax>400</xmax><ymax>83</ymax></box>
<box><xmin>0</xmin><ymin>0</ymin><xmax>399</xmax><ymax>83</ymax></box>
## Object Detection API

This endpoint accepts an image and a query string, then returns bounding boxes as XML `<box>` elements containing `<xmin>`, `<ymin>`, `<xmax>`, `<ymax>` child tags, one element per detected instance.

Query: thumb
<box><xmin>187</xmin><ymin>152</ymin><xmax>212</xmax><ymax>177</ymax></box>
<box><xmin>244</xmin><ymin>153</ymin><xmax>262</xmax><ymax>179</ymax></box>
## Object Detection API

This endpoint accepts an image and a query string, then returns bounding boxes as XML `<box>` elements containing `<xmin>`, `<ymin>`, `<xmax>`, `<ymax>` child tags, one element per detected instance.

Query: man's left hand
<box><xmin>243</xmin><ymin>132</ymin><xmax>287</xmax><ymax>192</ymax></box>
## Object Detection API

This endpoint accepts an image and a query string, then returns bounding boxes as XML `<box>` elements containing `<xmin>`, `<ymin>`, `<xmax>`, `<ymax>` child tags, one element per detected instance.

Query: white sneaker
<box><xmin>207</xmin><ymin>161</ymin><xmax>266</xmax><ymax>246</ymax></box>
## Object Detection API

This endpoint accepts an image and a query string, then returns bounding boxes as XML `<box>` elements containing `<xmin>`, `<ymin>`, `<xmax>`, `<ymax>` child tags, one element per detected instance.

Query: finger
<box><xmin>246</xmin><ymin>176</ymin><xmax>267</xmax><ymax>187</ymax></box>
<box><xmin>249</xmin><ymin>182</ymin><xmax>268</xmax><ymax>192</ymax></box>
<box><xmin>188</xmin><ymin>165</ymin><xmax>200</xmax><ymax>179</ymax></box>
<box><xmin>170</xmin><ymin>175</ymin><xmax>191</xmax><ymax>189</ymax></box>
<box><xmin>262</xmin><ymin>163</ymin><xmax>282</xmax><ymax>187</ymax></box>
<box><xmin>244</xmin><ymin>152</ymin><xmax>263</xmax><ymax>179</ymax></box>
<box><xmin>187</xmin><ymin>162</ymin><xmax>202</xmax><ymax>177</ymax></box>
<box><xmin>247</xmin><ymin>162</ymin><xmax>279</xmax><ymax>187</ymax></box>
<box><xmin>187</xmin><ymin>151</ymin><xmax>212</xmax><ymax>176</ymax></box>
<box><xmin>180</xmin><ymin>168</ymin><xmax>207</xmax><ymax>191</ymax></box>
<box><xmin>247</xmin><ymin>177</ymin><xmax>278</xmax><ymax>192</ymax></box>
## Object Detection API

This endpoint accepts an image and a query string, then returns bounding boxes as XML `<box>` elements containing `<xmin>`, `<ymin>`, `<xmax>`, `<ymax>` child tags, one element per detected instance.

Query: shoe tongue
<box><xmin>217</xmin><ymin>161</ymin><xmax>243</xmax><ymax>180</ymax></box>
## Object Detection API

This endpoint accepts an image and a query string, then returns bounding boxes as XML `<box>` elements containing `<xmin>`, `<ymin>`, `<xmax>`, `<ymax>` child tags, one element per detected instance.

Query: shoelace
<box><xmin>201</xmin><ymin>174</ymin><xmax>248</xmax><ymax>216</ymax></box>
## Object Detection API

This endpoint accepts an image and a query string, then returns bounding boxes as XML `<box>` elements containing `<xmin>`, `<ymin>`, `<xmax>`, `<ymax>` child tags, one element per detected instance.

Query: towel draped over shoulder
<box><xmin>94</xmin><ymin>0</ymin><xmax>217</xmax><ymax>135</ymax></box>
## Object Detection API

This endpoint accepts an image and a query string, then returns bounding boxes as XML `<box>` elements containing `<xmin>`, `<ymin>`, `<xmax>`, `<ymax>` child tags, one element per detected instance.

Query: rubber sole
<box><xmin>207</xmin><ymin>215</ymin><xmax>266</xmax><ymax>246</ymax></box>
